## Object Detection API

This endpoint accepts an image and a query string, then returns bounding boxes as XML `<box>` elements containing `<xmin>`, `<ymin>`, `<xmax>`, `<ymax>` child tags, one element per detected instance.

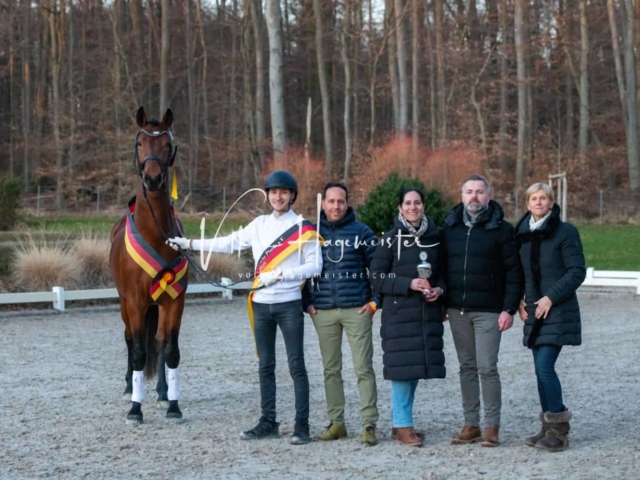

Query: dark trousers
<box><xmin>253</xmin><ymin>300</ymin><xmax>309</xmax><ymax>423</ymax></box>
<box><xmin>532</xmin><ymin>345</ymin><xmax>565</xmax><ymax>413</ymax></box>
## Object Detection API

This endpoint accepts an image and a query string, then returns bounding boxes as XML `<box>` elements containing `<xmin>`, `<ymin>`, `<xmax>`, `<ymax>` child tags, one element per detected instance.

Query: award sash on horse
<box><xmin>124</xmin><ymin>197</ymin><xmax>188</xmax><ymax>301</ymax></box>
<box><xmin>247</xmin><ymin>219</ymin><xmax>322</xmax><ymax>347</ymax></box>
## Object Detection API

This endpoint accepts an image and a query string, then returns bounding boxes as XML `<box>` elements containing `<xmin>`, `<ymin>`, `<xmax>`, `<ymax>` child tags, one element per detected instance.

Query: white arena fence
<box><xmin>0</xmin><ymin>269</ymin><xmax>638</xmax><ymax>312</ymax></box>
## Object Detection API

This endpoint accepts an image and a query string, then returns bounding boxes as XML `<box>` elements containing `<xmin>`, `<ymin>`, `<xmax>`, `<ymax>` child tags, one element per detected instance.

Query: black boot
<box><xmin>239</xmin><ymin>416</ymin><xmax>280</xmax><ymax>440</ymax></box>
<box><xmin>535</xmin><ymin>410</ymin><xmax>572</xmax><ymax>452</ymax></box>
<box><xmin>290</xmin><ymin>420</ymin><xmax>311</xmax><ymax>445</ymax></box>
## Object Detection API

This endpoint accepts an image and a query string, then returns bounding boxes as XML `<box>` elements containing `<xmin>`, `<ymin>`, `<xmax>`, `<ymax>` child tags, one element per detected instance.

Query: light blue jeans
<box><xmin>391</xmin><ymin>380</ymin><xmax>419</xmax><ymax>428</ymax></box>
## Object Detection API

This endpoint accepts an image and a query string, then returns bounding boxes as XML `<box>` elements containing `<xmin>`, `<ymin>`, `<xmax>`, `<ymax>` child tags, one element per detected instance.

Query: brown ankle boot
<box><xmin>535</xmin><ymin>411</ymin><xmax>572</xmax><ymax>452</ymax></box>
<box><xmin>392</xmin><ymin>427</ymin><xmax>425</xmax><ymax>440</ymax></box>
<box><xmin>480</xmin><ymin>427</ymin><xmax>500</xmax><ymax>447</ymax></box>
<box><xmin>451</xmin><ymin>425</ymin><xmax>482</xmax><ymax>445</ymax></box>
<box><xmin>525</xmin><ymin>413</ymin><xmax>548</xmax><ymax>447</ymax></box>
<box><xmin>394</xmin><ymin>427</ymin><xmax>423</xmax><ymax>447</ymax></box>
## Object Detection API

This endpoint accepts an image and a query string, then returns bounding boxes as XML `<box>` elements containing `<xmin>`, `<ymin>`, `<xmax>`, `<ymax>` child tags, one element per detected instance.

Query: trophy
<box><xmin>417</xmin><ymin>251</ymin><xmax>432</xmax><ymax>298</ymax></box>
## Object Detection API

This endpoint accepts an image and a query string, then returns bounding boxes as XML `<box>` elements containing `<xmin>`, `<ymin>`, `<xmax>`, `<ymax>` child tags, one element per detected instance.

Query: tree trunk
<box><xmin>49</xmin><ymin>0</ymin><xmax>64</xmax><ymax>209</ymax></box>
<box><xmin>394</xmin><ymin>0</ymin><xmax>408</xmax><ymax>135</ymax></box>
<box><xmin>425</xmin><ymin>4</ymin><xmax>436</xmax><ymax>150</ymax></box>
<box><xmin>68</xmin><ymin>0</ymin><xmax>76</xmax><ymax>183</ymax></box>
<box><xmin>229</xmin><ymin>0</ymin><xmax>239</xmax><ymax>153</ymax></box>
<box><xmin>515</xmin><ymin>0</ymin><xmax>526</xmax><ymax>189</ymax></box>
<box><xmin>339</xmin><ymin>10</ymin><xmax>353</xmax><ymax>180</ymax></box>
<box><xmin>410</xmin><ymin>0</ymin><xmax>420</xmax><ymax>150</ymax></box>
<box><xmin>608</xmin><ymin>0</ymin><xmax>628</xmax><ymax>130</ymax></box>
<box><xmin>186</xmin><ymin>0</ymin><xmax>196</xmax><ymax>195</ymax></box>
<box><xmin>435</xmin><ymin>0</ymin><xmax>446</xmax><ymax>144</ymax></box>
<box><xmin>265</xmin><ymin>0</ymin><xmax>287</xmax><ymax>157</ymax></box>
<box><xmin>578</xmin><ymin>0</ymin><xmax>589</xmax><ymax>158</ymax></box>
<box><xmin>251</xmin><ymin>0</ymin><xmax>266</xmax><ymax>168</ymax></box>
<box><xmin>624</xmin><ymin>0</ymin><xmax>640</xmax><ymax>190</ymax></box>
<box><xmin>160</xmin><ymin>0</ymin><xmax>170</xmax><ymax>113</ymax></box>
<box><xmin>113</xmin><ymin>0</ymin><xmax>123</xmax><ymax>205</ymax></box>
<box><xmin>130</xmin><ymin>0</ymin><xmax>145</xmax><ymax>103</ymax></box>
<box><xmin>9</xmin><ymin>0</ymin><xmax>15</xmax><ymax>178</ymax></box>
<box><xmin>312</xmin><ymin>0</ymin><xmax>334</xmax><ymax>172</ymax></box>
<box><xmin>634</xmin><ymin>0</ymin><xmax>640</xmax><ymax>144</ymax></box>
<box><xmin>242</xmin><ymin>0</ymin><xmax>258</xmax><ymax>191</ymax></box>
<box><xmin>498</xmin><ymin>0</ymin><xmax>509</xmax><ymax>171</ymax></box>
<box><xmin>21</xmin><ymin>0</ymin><xmax>31</xmax><ymax>190</ymax></box>
<box><xmin>386</xmin><ymin>0</ymin><xmax>400</xmax><ymax>132</ymax></box>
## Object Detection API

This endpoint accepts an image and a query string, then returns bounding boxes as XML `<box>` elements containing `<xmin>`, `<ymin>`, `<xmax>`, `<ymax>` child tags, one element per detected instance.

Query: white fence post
<box><xmin>53</xmin><ymin>286</ymin><xmax>65</xmax><ymax>312</ymax></box>
<box><xmin>221</xmin><ymin>277</ymin><xmax>233</xmax><ymax>301</ymax></box>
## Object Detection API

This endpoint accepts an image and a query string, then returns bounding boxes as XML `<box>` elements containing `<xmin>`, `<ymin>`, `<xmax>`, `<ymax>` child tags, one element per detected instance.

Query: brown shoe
<box><xmin>394</xmin><ymin>427</ymin><xmax>423</xmax><ymax>447</ymax></box>
<box><xmin>451</xmin><ymin>425</ymin><xmax>482</xmax><ymax>445</ymax></box>
<box><xmin>480</xmin><ymin>427</ymin><xmax>500</xmax><ymax>447</ymax></box>
<box><xmin>392</xmin><ymin>427</ymin><xmax>425</xmax><ymax>440</ymax></box>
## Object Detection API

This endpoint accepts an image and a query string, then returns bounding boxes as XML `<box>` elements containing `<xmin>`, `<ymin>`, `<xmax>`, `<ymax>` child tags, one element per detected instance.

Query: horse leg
<box><xmin>155</xmin><ymin>353</ymin><xmax>169</xmax><ymax>409</ymax></box>
<box><xmin>126</xmin><ymin>302</ymin><xmax>147</xmax><ymax>426</ymax></box>
<box><xmin>120</xmin><ymin>297</ymin><xmax>134</xmax><ymax>402</ymax></box>
<box><xmin>162</xmin><ymin>300</ymin><xmax>185</xmax><ymax>424</ymax></box>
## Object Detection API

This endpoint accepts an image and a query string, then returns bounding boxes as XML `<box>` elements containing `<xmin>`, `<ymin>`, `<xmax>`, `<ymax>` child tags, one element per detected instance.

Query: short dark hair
<box><xmin>398</xmin><ymin>188</ymin><xmax>425</xmax><ymax>206</ymax></box>
<box><xmin>322</xmin><ymin>182</ymin><xmax>349</xmax><ymax>201</ymax></box>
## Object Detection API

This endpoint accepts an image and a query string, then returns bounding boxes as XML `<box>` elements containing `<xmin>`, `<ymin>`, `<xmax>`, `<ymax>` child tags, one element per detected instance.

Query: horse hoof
<box><xmin>126</xmin><ymin>416</ymin><xmax>143</xmax><ymax>426</ymax></box>
<box><xmin>157</xmin><ymin>400</ymin><xmax>170</xmax><ymax>409</ymax></box>
<box><xmin>122</xmin><ymin>393</ymin><xmax>132</xmax><ymax>402</ymax></box>
<box><xmin>165</xmin><ymin>416</ymin><xmax>185</xmax><ymax>425</ymax></box>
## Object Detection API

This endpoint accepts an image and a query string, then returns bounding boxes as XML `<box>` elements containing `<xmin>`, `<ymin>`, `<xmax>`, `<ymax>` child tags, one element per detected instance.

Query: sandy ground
<box><xmin>1</xmin><ymin>292</ymin><xmax>639</xmax><ymax>479</ymax></box>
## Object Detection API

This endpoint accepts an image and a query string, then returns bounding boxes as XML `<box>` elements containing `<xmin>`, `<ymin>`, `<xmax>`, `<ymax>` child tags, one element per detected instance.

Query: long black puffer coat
<box><xmin>515</xmin><ymin>204</ymin><xmax>586</xmax><ymax>348</ymax></box>
<box><xmin>370</xmin><ymin>217</ymin><xmax>446</xmax><ymax>381</ymax></box>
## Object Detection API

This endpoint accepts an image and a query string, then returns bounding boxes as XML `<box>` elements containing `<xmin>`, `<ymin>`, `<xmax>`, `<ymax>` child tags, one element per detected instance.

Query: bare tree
<box><xmin>515</xmin><ymin>0</ymin><xmax>526</xmax><ymax>189</ymax></box>
<box><xmin>339</xmin><ymin>4</ymin><xmax>353</xmax><ymax>180</ymax></box>
<box><xmin>265</xmin><ymin>0</ymin><xmax>287</xmax><ymax>157</ymax></box>
<box><xmin>394</xmin><ymin>0</ymin><xmax>408</xmax><ymax>135</ymax></box>
<box><xmin>410</xmin><ymin>0</ymin><xmax>420</xmax><ymax>150</ymax></box>
<box><xmin>312</xmin><ymin>0</ymin><xmax>334</xmax><ymax>171</ymax></box>
<box><xmin>21</xmin><ymin>0</ymin><xmax>31</xmax><ymax>190</ymax></box>
<box><xmin>250</xmin><ymin>0</ymin><xmax>266</xmax><ymax>168</ymax></box>
<box><xmin>49</xmin><ymin>0</ymin><xmax>64</xmax><ymax>209</ymax></box>
<box><xmin>160</xmin><ymin>0</ymin><xmax>170</xmax><ymax>113</ymax></box>
<box><xmin>185</xmin><ymin>0</ymin><xmax>196</xmax><ymax>195</ymax></box>
<box><xmin>425</xmin><ymin>4</ymin><xmax>436</xmax><ymax>150</ymax></box>
<box><xmin>623</xmin><ymin>0</ymin><xmax>639</xmax><ymax>190</ymax></box>
<box><xmin>435</xmin><ymin>0</ymin><xmax>445</xmax><ymax>144</ymax></box>
<box><xmin>498</xmin><ymin>0</ymin><xmax>509</xmax><ymax>171</ymax></box>
<box><xmin>386</xmin><ymin>0</ymin><xmax>400</xmax><ymax>131</ymax></box>
<box><xmin>578</xmin><ymin>0</ymin><xmax>589</xmax><ymax>158</ymax></box>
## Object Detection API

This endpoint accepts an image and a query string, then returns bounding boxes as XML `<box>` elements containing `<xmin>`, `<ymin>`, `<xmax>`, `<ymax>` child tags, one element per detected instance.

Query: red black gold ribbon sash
<box><xmin>124</xmin><ymin>197</ymin><xmax>188</xmax><ymax>301</ymax></box>
<box><xmin>247</xmin><ymin>220</ymin><xmax>322</xmax><ymax>352</ymax></box>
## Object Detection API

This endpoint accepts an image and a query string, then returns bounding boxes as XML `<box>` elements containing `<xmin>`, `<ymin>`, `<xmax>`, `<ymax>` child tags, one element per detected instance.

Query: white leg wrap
<box><xmin>167</xmin><ymin>368</ymin><xmax>180</xmax><ymax>401</ymax></box>
<box><xmin>131</xmin><ymin>370</ymin><xmax>144</xmax><ymax>403</ymax></box>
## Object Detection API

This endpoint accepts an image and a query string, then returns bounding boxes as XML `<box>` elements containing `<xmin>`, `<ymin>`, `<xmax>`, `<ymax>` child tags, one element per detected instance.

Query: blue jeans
<box><xmin>391</xmin><ymin>380</ymin><xmax>419</xmax><ymax>428</ymax></box>
<box><xmin>253</xmin><ymin>300</ymin><xmax>309</xmax><ymax>423</ymax></box>
<box><xmin>532</xmin><ymin>345</ymin><xmax>565</xmax><ymax>413</ymax></box>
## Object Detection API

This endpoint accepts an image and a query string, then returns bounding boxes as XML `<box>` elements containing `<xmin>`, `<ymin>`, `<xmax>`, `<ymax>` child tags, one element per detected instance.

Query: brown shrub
<box><xmin>13</xmin><ymin>236</ymin><xmax>80</xmax><ymax>291</ymax></box>
<box><xmin>73</xmin><ymin>234</ymin><xmax>112</xmax><ymax>288</ymax></box>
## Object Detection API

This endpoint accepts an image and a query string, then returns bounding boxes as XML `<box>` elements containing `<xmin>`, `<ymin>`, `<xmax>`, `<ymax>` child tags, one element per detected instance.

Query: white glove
<box><xmin>166</xmin><ymin>237</ymin><xmax>192</xmax><ymax>251</ymax></box>
<box><xmin>258</xmin><ymin>268</ymin><xmax>282</xmax><ymax>288</ymax></box>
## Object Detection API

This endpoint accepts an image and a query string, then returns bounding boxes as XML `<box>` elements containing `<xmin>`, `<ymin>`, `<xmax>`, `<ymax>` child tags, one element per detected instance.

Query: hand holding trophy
<box><xmin>417</xmin><ymin>251</ymin><xmax>432</xmax><ymax>301</ymax></box>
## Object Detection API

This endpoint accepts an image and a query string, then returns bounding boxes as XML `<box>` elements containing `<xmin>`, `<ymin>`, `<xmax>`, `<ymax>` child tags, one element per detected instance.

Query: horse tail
<box><xmin>144</xmin><ymin>305</ymin><xmax>159</xmax><ymax>379</ymax></box>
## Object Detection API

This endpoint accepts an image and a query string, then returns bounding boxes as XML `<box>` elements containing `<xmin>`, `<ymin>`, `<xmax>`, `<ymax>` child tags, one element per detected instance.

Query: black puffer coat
<box><xmin>515</xmin><ymin>204</ymin><xmax>585</xmax><ymax>348</ymax></box>
<box><xmin>370</xmin><ymin>217</ymin><xmax>446</xmax><ymax>381</ymax></box>
<box><xmin>303</xmin><ymin>207</ymin><xmax>379</xmax><ymax>310</ymax></box>
<box><xmin>440</xmin><ymin>201</ymin><xmax>523</xmax><ymax>313</ymax></box>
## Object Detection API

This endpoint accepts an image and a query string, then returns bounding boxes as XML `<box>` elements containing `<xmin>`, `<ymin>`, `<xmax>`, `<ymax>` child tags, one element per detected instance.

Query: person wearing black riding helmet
<box><xmin>167</xmin><ymin>170</ymin><xmax>322</xmax><ymax>445</ymax></box>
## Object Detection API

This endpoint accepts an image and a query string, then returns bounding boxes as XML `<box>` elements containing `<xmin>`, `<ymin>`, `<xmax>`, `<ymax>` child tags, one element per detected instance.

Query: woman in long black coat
<box><xmin>370</xmin><ymin>188</ymin><xmax>446</xmax><ymax>447</ymax></box>
<box><xmin>515</xmin><ymin>182</ymin><xmax>586</xmax><ymax>452</ymax></box>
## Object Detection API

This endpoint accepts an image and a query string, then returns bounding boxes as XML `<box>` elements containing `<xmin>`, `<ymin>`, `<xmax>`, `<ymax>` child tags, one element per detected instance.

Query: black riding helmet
<box><xmin>265</xmin><ymin>170</ymin><xmax>298</xmax><ymax>205</ymax></box>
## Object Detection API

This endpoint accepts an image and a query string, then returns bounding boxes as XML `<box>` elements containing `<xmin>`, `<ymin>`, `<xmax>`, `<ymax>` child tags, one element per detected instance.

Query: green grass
<box><xmin>577</xmin><ymin>224</ymin><xmax>640</xmax><ymax>271</ymax></box>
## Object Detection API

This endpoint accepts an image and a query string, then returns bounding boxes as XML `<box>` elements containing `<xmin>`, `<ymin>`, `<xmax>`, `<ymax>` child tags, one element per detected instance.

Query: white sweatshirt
<box><xmin>192</xmin><ymin>209</ymin><xmax>323</xmax><ymax>304</ymax></box>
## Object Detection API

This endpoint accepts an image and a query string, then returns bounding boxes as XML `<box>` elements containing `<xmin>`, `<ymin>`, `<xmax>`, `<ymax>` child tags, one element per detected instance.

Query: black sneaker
<box><xmin>290</xmin><ymin>420</ymin><xmax>311</xmax><ymax>445</ymax></box>
<box><xmin>239</xmin><ymin>416</ymin><xmax>280</xmax><ymax>440</ymax></box>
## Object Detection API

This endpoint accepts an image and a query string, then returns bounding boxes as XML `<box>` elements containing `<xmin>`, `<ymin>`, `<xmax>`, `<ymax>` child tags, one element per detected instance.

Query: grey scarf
<box><xmin>398</xmin><ymin>213</ymin><xmax>429</xmax><ymax>238</ymax></box>
<box><xmin>463</xmin><ymin>206</ymin><xmax>487</xmax><ymax>228</ymax></box>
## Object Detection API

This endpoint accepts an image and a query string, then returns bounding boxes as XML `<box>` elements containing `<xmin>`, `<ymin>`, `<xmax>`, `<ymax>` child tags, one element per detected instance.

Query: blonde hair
<box><xmin>526</xmin><ymin>183</ymin><xmax>555</xmax><ymax>203</ymax></box>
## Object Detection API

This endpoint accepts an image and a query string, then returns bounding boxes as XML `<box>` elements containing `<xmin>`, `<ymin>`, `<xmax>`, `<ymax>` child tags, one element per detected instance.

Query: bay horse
<box><xmin>109</xmin><ymin>107</ymin><xmax>188</xmax><ymax>425</ymax></box>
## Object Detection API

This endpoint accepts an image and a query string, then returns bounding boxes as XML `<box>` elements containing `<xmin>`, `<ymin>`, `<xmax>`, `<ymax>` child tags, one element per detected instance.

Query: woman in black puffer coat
<box><xmin>370</xmin><ymin>188</ymin><xmax>446</xmax><ymax>447</ymax></box>
<box><xmin>515</xmin><ymin>182</ymin><xmax>586</xmax><ymax>452</ymax></box>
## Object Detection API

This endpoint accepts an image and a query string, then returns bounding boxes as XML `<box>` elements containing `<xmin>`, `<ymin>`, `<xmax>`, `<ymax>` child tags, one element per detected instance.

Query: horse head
<box><xmin>133</xmin><ymin>106</ymin><xmax>177</xmax><ymax>193</ymax></box>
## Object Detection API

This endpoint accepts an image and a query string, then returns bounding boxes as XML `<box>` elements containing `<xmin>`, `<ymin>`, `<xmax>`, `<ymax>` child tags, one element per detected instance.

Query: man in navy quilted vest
<box><xmin>303</xmin><ymin>182</ymin><xmax>380</xmax><ymax>446</ymax></box>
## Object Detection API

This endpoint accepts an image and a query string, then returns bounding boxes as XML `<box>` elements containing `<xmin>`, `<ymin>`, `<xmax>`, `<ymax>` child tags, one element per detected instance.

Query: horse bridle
<box><xmin>133</xmin><ymin>129</ymin><xmax>178</xmax><ymax>183</ymax></box>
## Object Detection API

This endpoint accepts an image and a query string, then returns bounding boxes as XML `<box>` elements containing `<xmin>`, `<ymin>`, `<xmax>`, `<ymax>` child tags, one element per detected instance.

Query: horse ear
<box><xmin>136</xmin><ymin>107</ymin><xmax>147</xmax><ymax>128</ymax></box>
<box><xmin>162</xmin><ymin>109</ymin><xmax>173</xmax><ymax>129</ymax></box>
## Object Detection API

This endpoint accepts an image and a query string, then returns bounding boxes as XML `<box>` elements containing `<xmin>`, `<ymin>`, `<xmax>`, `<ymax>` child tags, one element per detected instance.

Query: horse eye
<box><xmin>136</xmin><ymin>142</ymin><xmax>141</xmax><ymax>147</ymax></box>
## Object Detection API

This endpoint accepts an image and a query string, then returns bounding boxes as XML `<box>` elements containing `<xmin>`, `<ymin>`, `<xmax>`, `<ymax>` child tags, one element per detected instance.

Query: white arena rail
<box><xmin>0</xmin><ymin>278</ymin><xmax>254</xmax><ymax>312</ymax></box>
<box><xmin>0</xmin><ymin>269</ymin><xmax>638</xmax><ymax>312</ymax></box>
